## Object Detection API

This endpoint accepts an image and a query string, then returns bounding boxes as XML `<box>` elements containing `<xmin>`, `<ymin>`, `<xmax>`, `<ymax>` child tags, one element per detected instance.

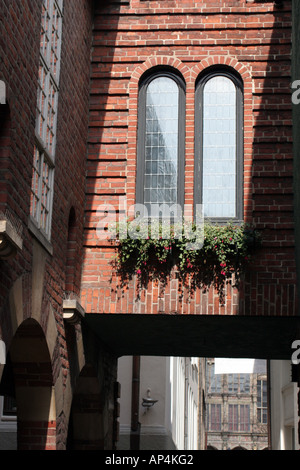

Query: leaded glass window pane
<box><xmin>144</xmin><ymin>77</ymin><xmax>179</xmax><ymax>216</ymax></box>
<box><xmin>203</xmin><ymin>76</ymin><xmax>237</xmax><ymax>218</ymax></box>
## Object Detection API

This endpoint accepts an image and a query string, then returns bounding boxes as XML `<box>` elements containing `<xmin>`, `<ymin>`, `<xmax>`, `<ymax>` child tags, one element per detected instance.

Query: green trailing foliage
<box><xmin>112</xmin><ymin>220</ymin><xmax>261</xmax><ymax>302</ymax></box>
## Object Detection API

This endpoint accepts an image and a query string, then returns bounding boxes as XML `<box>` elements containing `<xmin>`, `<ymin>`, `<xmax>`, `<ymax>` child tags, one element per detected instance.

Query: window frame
<box><xmin>30</xmin><ymin>142</ymin><xmax>54</xmax><ymax>239</ymax></box>
<box><xmin>136</xmin><ymin>68</ymin><xmax>186</xmax><ymax>218</ymax></box>
<box><xmin>257</xmin><ymin>378</ymin><xmax>268</xmax><ymax>424</ymax></box>
<box><xmin>228</xmin><ymin>403</ymin><xmax>250</xmax><ymax>432</ymax></box>
<box><xmin>194</xmin><ymin>67</ymin><xmax>244</xmax><ymax>224</ymax></box>
<box><xmin>207</xmin><ymin>403</ymin><xmax>222</xmax><ymax>431</ymax></box>
<box><xmin>227</xmin><ymin>373</ymin><xmax>250</xmax><ymax>394</ymax></box>
<box><xmin>30</xmin><ymin>0</ymin><xmax>63</xmax><ymax>242</ymax></box>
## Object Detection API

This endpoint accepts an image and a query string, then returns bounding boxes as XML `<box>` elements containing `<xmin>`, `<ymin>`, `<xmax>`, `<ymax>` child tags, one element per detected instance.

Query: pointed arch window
<box><xmin>136</xmin><ymin>70</ymin><xmax>185</xmax><ymax>218</ymax></box>
<box><xmin>195</xmin><ymin>69</ymin><xmax>243</xmax><ymax>221</ymax></box>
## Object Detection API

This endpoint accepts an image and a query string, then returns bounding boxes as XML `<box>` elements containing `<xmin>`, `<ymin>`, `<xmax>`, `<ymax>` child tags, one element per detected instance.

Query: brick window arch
<box><xmin>136</xmin><ymin>68</ymin><xmax>186</xmax><ymax>218</ymax></box>
<box><xmin>195</xmin><ymin>67</ymin><xmax>244</xmax><ymax>222</ymax></box>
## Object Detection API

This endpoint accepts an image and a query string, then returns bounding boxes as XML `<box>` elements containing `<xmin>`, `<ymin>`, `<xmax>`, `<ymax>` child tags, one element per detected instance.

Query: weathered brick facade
<box><xmin>81</xmin><ymin>0</ymin><xmax>296</xmax><ymax>318</ymax></box>
<box><xmin>0</xmin><ymin>0</ymin><xmax>118</xmax><ymax>450</ymax></box>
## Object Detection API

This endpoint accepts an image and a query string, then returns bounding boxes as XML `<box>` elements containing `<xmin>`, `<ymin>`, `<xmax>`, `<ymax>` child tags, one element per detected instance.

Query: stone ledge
<box><xmin>63</xmin><ymin>299</ymin><xmax>85</xmax><ymax>325</ymax></box>
<box><xmin>0</xmin><ymin>220</ymin><xmax>23</xmax><ymax>259</ymax></box>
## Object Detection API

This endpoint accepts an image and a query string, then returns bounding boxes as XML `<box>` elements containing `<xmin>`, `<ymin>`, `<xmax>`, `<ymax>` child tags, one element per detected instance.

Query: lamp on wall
<box><xmin>142</xmin><ymin>389</ymin><xmax>158</xmax><ymax>409</ymax></box>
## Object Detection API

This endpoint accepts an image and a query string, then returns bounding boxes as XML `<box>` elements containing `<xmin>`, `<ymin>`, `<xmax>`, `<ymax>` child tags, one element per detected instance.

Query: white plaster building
<box><xmin>117</xmin><ymin>356</ymin><xmax>205</xmax><ymax>450</ymax></box>
<box><xmin>269</xmin><ymin>360</ymin><xmax>299</xmax><ymax>450</ymax></box>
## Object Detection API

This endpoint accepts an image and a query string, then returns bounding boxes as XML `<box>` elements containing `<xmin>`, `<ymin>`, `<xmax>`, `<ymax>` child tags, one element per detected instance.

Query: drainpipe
<box><xmin>267</xmin><ymin>359</ymin><xmax>272</xmax><ymax>450</ymax></box>
<box><xmin>130</xmin><ymin>356</ymin><xmax>141</xmax><ymax>450</ymax></box>
<box><xmin>184</xmin><ymin>357</ymin><xmax>188</xmax><ymax>450</ymax></box>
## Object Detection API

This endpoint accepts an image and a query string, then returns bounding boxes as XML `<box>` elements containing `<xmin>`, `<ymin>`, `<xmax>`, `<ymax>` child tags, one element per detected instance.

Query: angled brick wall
<box><xmin>0</xmin><ymin>0</ymin><xmax>103</xmax><ymax>450</ymax></box>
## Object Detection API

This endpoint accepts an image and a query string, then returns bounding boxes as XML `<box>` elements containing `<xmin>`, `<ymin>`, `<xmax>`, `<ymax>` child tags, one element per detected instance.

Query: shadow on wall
<box><xmin>249</xmin><ymin>0</ymin><xmax>294</xmax><ymax>304</ymax></box>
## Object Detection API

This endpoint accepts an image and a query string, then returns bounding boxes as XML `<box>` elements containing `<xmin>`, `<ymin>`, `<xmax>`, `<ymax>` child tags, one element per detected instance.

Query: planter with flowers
<box><xmin>113</xmin><ymin>220</ymin><xmax>261</xmax><ymax>302</ymax></box>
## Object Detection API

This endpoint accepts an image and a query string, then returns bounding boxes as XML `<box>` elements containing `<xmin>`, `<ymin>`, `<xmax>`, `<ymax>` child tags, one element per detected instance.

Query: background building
<box><xmin>205</xmin><ymin>358</ymin><xmax>269</xmax><ymax>450</ymax></box>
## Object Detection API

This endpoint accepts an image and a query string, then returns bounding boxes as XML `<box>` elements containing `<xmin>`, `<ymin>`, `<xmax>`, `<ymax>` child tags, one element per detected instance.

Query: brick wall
<box><xmin>0</xmin><ymin>0</ymin><xmax>41</xmax><ymax>301</ymax></box>
<box><xmin>81</xmin><ymin>0</ymin><xmax>296</xmax><ymax>316</ymax></box>
<box><xmin>0</xmin><ymin>0</ymin><xmax>93</xmax><ymax>311</ymax></box>
<box><xmin>0</xmin><ymin>0</ymin><xmax>95</xmax><ymax>449</ymax></box>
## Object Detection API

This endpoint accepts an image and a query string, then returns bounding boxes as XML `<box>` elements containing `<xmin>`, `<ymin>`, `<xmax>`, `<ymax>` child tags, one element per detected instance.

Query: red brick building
<box><xmin>0</xmin><ymin>0</ymin><xmax>117</xmax><ymax>450</ymax></box>
<box><xmin>82</xmin><ymin>0</ymin><xmax>295</xmax><ymax>317</ymax></box>
<box><xmin>0</xmin><ymin>0</ymin><xmax>298</xmax><ymax>450</ymax></box>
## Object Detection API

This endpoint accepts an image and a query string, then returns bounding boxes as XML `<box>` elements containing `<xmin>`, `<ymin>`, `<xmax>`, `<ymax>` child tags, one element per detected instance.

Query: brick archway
<box><xmin>9</xmin><ymin>318</ymin><xmax>56</xmax><ymax>450</ymax></box>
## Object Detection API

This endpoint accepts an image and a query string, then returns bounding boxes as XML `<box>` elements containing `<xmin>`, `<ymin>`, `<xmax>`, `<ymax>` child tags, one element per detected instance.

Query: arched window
<box><xmin>195</xmin><ymin>69</ymin><xmax>243</xmax><ymax>221</ymax></box>
<box><xmin>136</xmin><ymin>70</ymin><xmax>185</xmax><ymax>218</ymax></box>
